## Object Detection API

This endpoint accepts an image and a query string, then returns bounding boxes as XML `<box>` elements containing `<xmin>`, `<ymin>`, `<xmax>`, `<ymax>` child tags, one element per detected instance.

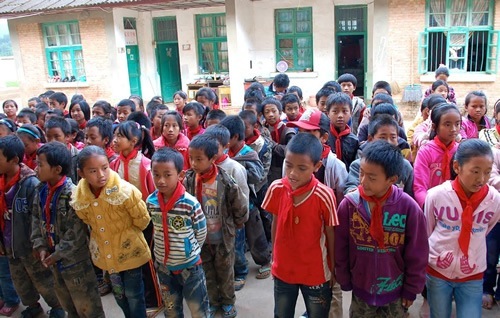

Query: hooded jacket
<box><xmin>231</xmin><ymin>145</ymin><xmax>264</xmax><ymax>204</ymax></box>
<box><xmin>153</xmin><ymin>133</ymin><xmax>191</xmax><ymax>170</ymax></box>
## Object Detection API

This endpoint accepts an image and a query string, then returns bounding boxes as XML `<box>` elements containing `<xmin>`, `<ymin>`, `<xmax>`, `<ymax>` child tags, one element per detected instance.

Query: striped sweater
<box><xmin>146</xmin><ymin>190</ymin><xmax>207</xmax><ymax>271</ymax></box>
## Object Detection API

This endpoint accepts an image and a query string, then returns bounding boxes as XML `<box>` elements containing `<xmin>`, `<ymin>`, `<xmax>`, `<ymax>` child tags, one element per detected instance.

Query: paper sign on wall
<box><xmin>125</xmin><ymin>30</ymin><xmax>137</xmax><ymax>45</ymax></box>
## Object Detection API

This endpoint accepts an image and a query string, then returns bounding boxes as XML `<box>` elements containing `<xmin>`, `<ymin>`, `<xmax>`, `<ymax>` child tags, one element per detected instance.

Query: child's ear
<box><xmin>388</xmin><ymin>175</ymin><xmax>398</xmax><ymax>184</ymax></box>
<box><xmin>179</xmin><ymin>170</ymin><xmax>186</xmax><ymax>181</ymax></box>
<box><xmin>452</xmin><ymin>160</ymin><xmax>460</xmax><ymax>175</ymax></box>
<box><xmin>103</xmin><ymin>137</ymin><xmax>110</xmax><ymax>146</ymax></box>
<box><xmin>77</xmin><ymin>168</ymin><xmax>84</xmax><ymax>179</ymax></box>
<box><xmin>320</xmin><ymin>133</ymin><xmax>329</xmax><ymax>144</ymax></box>
<box><xmin>313</xmin><ymin>161</ymin><xmax>323</xmax><ymax>172</ymax></box>
<box><xmin>367</xmin><ymin>135</ymin><xmax>374</xmax><ymax>142</ymax></box>
<box><xmin>54</xmin><ymin>165</ymin><xmax>63</xmax><ymax>175</ymax></box>
<box><xmin>253</xmin><ymin>123</ymin><xmax>259</xmax><ymax>129</ymax></box>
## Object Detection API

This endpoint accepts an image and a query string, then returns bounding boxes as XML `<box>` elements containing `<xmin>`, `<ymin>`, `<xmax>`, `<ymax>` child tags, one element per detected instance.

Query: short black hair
<box><xmin>189</xmin><ymin>134</ymin><xmax>219</xmax><ymax>159</ymax></box>
<box><xmin>37</xmin><ymin>142</ymin><xmax>72</xmax><ymax>176</ymax></box>
<box><xmin>494</xmin><ymin>99</ymin><xmax>500</xmax><ymax>117</ymax></box>
<box><xmin>70</xmin><ymin>94</ymin><xmax>85</xmax><ymax>105</ymax></box>
<box><xmin>321</xmin><ymin>81</ymin><xmax>342</xmax><ymax>92</ymax></box>
<box><xmin>0</xmin><ymin>118</ymin><xmax>16</xmax><ymax>133</ymax></box>
<box><xmin>435</xmin><ymin>66</ymin><xmax>450</xmax><ymax>77</ymax></box>
<box><xmin>35</xmin><ymin>103</ymin><xmax>49</xmax><ymax>119</ymax></box>
<box><xmin>337</xmin><ymin>73</ymin><xmax>357</xmax><ymax>87</ymax></box>
<box><xmin>260</xmin><ymin>97</ymin><xmax>282</xmax><ymax>114</ymax></box>
<box><xmin>17</xmin><ymin>108</ymin><xmax>37</xmax><ymax>123</ymax></box>
<box><xmin>151</xmin><ymin>147</ymin><xmax>184</xmax><ymax>173</ymax></box>
<box><xmin>361</xmin><ymin>140</ymin><xmax>403</xmax><ymax>179</ymax></box>
<box><xmin>127</xmin><ymin>111</ymin><xmax>152</xmax><ymax>129</ymax></box>
<box><xmin>243</xmin><ymin>97</ymin><xmax>263</xmax><ymax>112</ymax></box>
<box><xmin>149</xmin><ymin>104</ymin><xmax>169</xmax><ymax>120</ymax></box>
<box><xmin>220</xmin><ymin>115</ymin><xmax>245</xmax><ymax>141</ymax></box>
<box><xmin>69</xmin><ymin>100</ymin><xmax>91</xmax><ymax>121</ymax></box>
<box><xmin>129</xmin><ymin>95</ymin><xmax>144</xmax><ymax>111</ymax></box>
<box><xmin>368</xmin><ymin>114</ymin><xmax>399</xmax><ymax>137</ymax></box>
<box><xmin>239</xmin><ymin>110</ymin><xmax>258</xmax><ymax>125</ymax></box>
<box><xmin>207</xmin><ymin>109</ymin><xmax>227</xmax><ymax>122</ymax></box>
<box><xmin>371</xmin><ymin>103</ymin><xmax>398</xmax><ymax>118</ymax></box>
<box><xmin>326</xmin><ymin>92</ymin><xmax>353</xmax><ymax>113</ymax></box>
<box><xmin>273</xmin><ymin>73</ymin><xmax>290</xmax><ymax>88</ymax></box>
<box><xmin>49</xmin><ymin>92</ymin><xmax>68</xmax><ymax>106</ymax></box>
<box><xmin>316</xmin><ymin>87</ymin><xmax>336</xmax><ymax>105</ymax></box>
<box><xmin>454</xmin><ymin>139</ymin><xmax>493</xmax><ymax>167</ymax></box>
<box><xmin>431</xmin><ymin>80</ymin><xmax>448</xmax><ymax>93</ymax></box>
<box><xmin>117</xmin><ymin>99</ymin><xmax>136</xmax><ymax>112</ymax></box>
<box><xmin>46</xmin><ymin>108</ymin><xmax>64</xmax><ymax>118</ymax></box>
<box><xmin>45</xmin><ymin>116</ymin><xmax>71</xmax><ymax>135</ymax></box>
<box><xmin>372</xmin><ymin>81</ymin><xmax>392</xmax><ymax>96</ymax></box>
<box><xmin>288</xmin><ymin>86</ymin><xmax>303</xmax><ymax>100</ymax></box>
<box><xmin>146</xmin><ymin>100</ymin><xmax>161</xmax><ymax>116</ymax></box>
<box><xmin>173</xmin><ymin>90</ymin><xmax>187</xmax><ymax>100</ymax></box>
<box><xmin>66</xmin><ymin>118</ymin><xmax>84</xmax><ymax>143</ymax></box>
<box><xmin>286</xmin><ymin>133</ymin><xmax>323</xmax><ymax>165</ymax></box>
<box><xmin>183</xmin><ymin>102</ymin><xmax>205</xmax><ymax>117</ymax></box>
<box><xmin>427</xmin><ymin>94</ymin><xmax>447</xmax><ymax>111</ymax></box>
<box><xmin>371</xmin><ymin>93</ymin><xmax>394</xmax><ymax>107</ymax></box>
<box><xmin>420</xmin><ymin>96</ymin><xmax>431</xmax><ymax>113</ymax></box>
<box><xmin>77</xmin><ymin>145</ymin><xmax>107</xmax><ymax>170</ymax></box>
<box><xmin>161</xmin><ymin>111</ymin><xmax>184</xmax><ymax>132</ymax></box>
<box><xmin>280</xmin><ymin>93</ymin><xmax>300</xmax><ymax>108</ymax></box>
<box><xmin>28</xmin><ymin>97</ymin><xmax>41</xmax><ymax>104</ymax></box>
<box><xmin>244</xmin><ymin>85</ymin><xmax>266</xmax><ymax>101</ymax></box>
<box><xmin>86</xmin><ymin>117</ymin><xmax>114</xmax><ymax>147</ymax></box>
<box><xmin>40</xmin><ymin>90</ymin><xmax>55</xmax><ymax>98</ymax></box>
<box><xmin>196</xmin><ymin>87</ymin><xmax>217</xmax><ymax>102</ymax></box>
<box><xmin>203</xmin><ymin>124</ymin><xmax>231</xmax><ymax>148</ymax></box>
<box><xmin>93</xmin><ymin>100</ymin><xmax>113</xmax><ymax>117</ymax></box>
<box><xmin>0</xmin><ymin>135</ymin><xmax>24</xmax><ymax>164</ymax></box>
<box><xmin>17</xmin><ymin>124</ymin><xmax>43</xmax><ymax>142</ymax></box>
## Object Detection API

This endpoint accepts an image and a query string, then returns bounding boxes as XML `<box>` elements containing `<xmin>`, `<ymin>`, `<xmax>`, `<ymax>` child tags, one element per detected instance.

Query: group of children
<box><xmin>0</xmin><ymin>65</ymin><xmax>498</xmax><ymax>318</ymax></box>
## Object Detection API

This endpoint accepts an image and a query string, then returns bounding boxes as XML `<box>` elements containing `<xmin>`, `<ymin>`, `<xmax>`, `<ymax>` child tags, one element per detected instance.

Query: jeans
<box><xmin>274</xmin><ymin>277</ymin><xmax>331</xmax><ymax>318</ymax></box>
<box><xmin>157</xmin><ymin>263</ymin><xmax>209</xmax><ymax>318</ymax></box>
<box><xmin>426</xmin><ymin>274</ymin><xmax>482</xmax><ymax>318</ymax></box>
<box><xmin>484</xmin><ymin>223</ymin><xmax>500</xmax><ymax>300</ymax></box>
<box><xmin>0</xmin><ymin>256</ymin><xmax>19</xmax><ymax>306</ymax></box>
<box><xmin>110</xmin><ymin>267</ymin><xmax>146</xmax><ymax>318</ymax></box>
<box><xmin>234</xmin><ymin>228</ymin><xmax>249</xmax><ymax>280</ymax></box>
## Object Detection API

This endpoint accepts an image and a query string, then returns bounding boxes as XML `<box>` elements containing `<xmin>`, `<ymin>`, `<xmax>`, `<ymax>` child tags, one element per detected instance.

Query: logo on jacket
<box><xmin>171</xmin><ymin>216</ymin><xmax>185</xmax><ymax>230</ymax></box>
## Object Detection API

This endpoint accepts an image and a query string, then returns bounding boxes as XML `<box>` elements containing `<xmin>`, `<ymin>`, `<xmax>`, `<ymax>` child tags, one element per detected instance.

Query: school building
<box><xmin>1</xmin><ymin>0</ymin><xmax>499</xmax><ymax>112</ymax></box>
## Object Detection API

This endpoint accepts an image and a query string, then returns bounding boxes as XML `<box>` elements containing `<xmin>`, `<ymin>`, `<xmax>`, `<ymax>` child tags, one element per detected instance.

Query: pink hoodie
<box><xmin>153</xmin><ymin>133</ymin><xmax>191</xmax><ymax>170</ymax></box>
<box><xmin>461</xmin><ymin>115</ymin><xmax>492</xmax><ymax>140</ymax></box>
<box><xmin>425</xmin><ymin>181</ymin><xmax>500</xmax><ymax>280</ymax></box>
<box><xmin>413</xmin><ymin>140</ymin><xmax>459</xmax><ymax>207</ymax></box>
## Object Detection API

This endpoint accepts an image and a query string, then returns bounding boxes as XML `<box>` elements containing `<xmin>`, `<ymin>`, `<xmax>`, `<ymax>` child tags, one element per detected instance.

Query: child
<box><xmin>92</xmin><ymin>100</ymin><xmax>114</xmax><ymax>119</ymax></box>
<box><xmin>281</xmin><ymin>93</ymin><xmax>302</xmax><ymax>123</ymax></box>
<box><xmin>413</xmin><ymin>104</ymin><xmax>461</xmax><ymax>208</ymax></box>
<box><xmin>262</xmin><ymin>133</ymin><xmax>337</xmax><ymax>317</ymax></box>
<box><xmin>129</xmin><ymin>95</ymin><xmax>144</xmax><ymax>113</ymax></box>
<box><xmin>149</xmin><ymin>104</ymin><xmax>169</xmax><ymax>140</ymax></box>
<box><xmin>425</xmin><ymin>139</ymin><xmax>500</xmax><ymax>317</ymax></box>
<box><xmin>424</xmin><ymin>65</ymin><xmax>457</xmax><ymax>104</ymax></box>
<box><xmin>85</xmin><ymin>117</ymin><xmax>117</xmax><ymax>162</ymax></box>
<box><xmin>372</xmin><ymin>80</ymin><xmax>392</xmax><ymax>96</ymax></box>
<box><xmin>244</xmin><ymin>82</ymin><xmax>266</xmax><ymax>102</ymax></box>
<box><xmin>261</xmin><ymin>97</ymin><xmax>296</xmax><ymax>184</ymax></box>
<box><xmin>69</xmin><ymin>100</ymin><xmax>90</xmax><ymax>130</ymax></box>
<box><xmin>206</xmin><ymin>109</ymin><xmax>227</xmax><ymax>127</ymax></box>
<box><xmin>337</xmin><ymin>73</ymin><xmax>366</xmax><ymax>135</ymax></box>
<box><xmin>45</xmin><ymin>117</ymin><xmax>79</xmax><ymax>184</ymax></box>
<box><xmin>2</xmin><ymin>100</ymin><xmax>18</xmax><ymax>123</ymax></box>
<box><xmin>31</xmin><ymin>142</ymin><xmax>105</xmax><ymax>318</ymax></box>
<box><xmin>28</xmin><ymin>97</ymin><xmax>41</xmax><ymax>110</ymax></box>
<box><xmin>183</xmin><ymin>102</ymin><xmax>205</xmax><ymax>140</ymax></box>
<box><xmin>173</xmin><ymin>90</ymin><xmax>187</xmax><ymax>116</ymax></box>
<box><xmin>66</xmin><ymin>118</ymin><xmax>85</xmax><ymax>150</ymax></box>
<box><xmin>479</xmin><ymin>99</ymin><xmax>500</xmax><ymax>146</ymax></box>
<box><xmin>461</xmin><ymin>91</ymin><xmax>492</xmax><ymax>139</ymax></box>
<box><xmin>35</xmin><ymin>103</ymin><xmax>49</xmax><ymax>130</ymax></box>
<box><xmin>147</xmin><ymin>148</ymin><xmax>209</xmax><ymax>317</ymax></box>
<box><xmin>196</xmin><ymin>87</ymin><xmax>217</xmax><ymax>111</ymax></box>
<box><xmin>407</xmin><ymin>96</ymin><xmax>431</xmax><ymax>161</ymax></box>
<box><xmin>316</xmin><ymin>87</ymin><xmax>336</xmax><ymax>114</ymax></box>
<box><xmin>71</xmin><ymin>146</ymin><xmax>151</xmax><ymax>318</ymax></box>
<box><xmin>153</xmin><ymin>111</ymin><xmax>190</xmax><ymax>170</ymax></box>
<box><xmin>16</xmin><ymin>108</ymin><xmax>36</xmax><ymax>125</ymax></box>
<box><xmin>335</xmin><ymin>140</ymin><xmax>428</xmax><ymax>316</ymax></box>
<box><xmin>0</xmin><ymin>118</ymin><xmax>16</xmax><ymax>137</ymax></box>
<box><xmin>184</xmin><ymin>135</ymin><xmax>249</xmax><ymax>318</ymax></box>
<box><xmin>45</xmin><ymin>109</ymin><xmax>64</xmax><ymax>124</ymax></box>
<box><xmin>17</xmin><ymin>124</ymin><xmax>44</xmax><ymax>170</ymax></box>
<box><xmin>288</xmin><ymin>85</ymin><xmax>306</xmax><ymax>113</ymax></box>
<box><xmin>326</xmin><ymin>92</ymin><xmax>359</xmax><ymax>170</ymax></box>
<box><xmin>430</xmin><ymin>80</ymin><xmax>449</xmax><ymax>101</ymax></box>
<box><xmin>412</xmin><ymin>95</ymin><xmax>448</xmax><ymax>149</ymax></box>
<box><xmin>266</xmin><ymin>73</ymin><xmax>289</xmax><ymax>98</ymax></box>
<box><xmin>49</xmin><ymin>92</ymin><xmax>68</xmax><ymax>117</ymax></box>
<box><xmin>0</xmin><ymin>136</ymin><xmax>65</xmax><ymax>318</ymax></box>
<box><xmin>116</xmin><ymin>99</ymin><xmax>136</xmax><ymax>123</ymax></box>
<box><xmin>357</xmin><ymin>102</ymin><xmax>408</xmax><ymax>145</ymax></box>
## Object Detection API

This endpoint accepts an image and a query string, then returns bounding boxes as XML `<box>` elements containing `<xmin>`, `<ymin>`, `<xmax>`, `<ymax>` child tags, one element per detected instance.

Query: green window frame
<box><xmin>418</xmin><ymin>0</ymin><xmax>499</xmax><ymax>74</ymax></box>
<box><xmin>43</xmin><ymin>21</ymin><xmax>86</xmax><ymax>82</ymax></box>
<box><xmin>196</xmin><ymin>13</ymin><xmax>228</xmax><ymax>73</ymax></box>
<box><xmin>275</xmin><ymin>7</ymin><xmax>313</xmax><ymax>72</ymax></box>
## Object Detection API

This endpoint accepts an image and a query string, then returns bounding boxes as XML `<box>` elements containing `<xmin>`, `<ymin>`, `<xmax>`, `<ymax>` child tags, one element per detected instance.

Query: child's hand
<box><xmin>32</xmin><ymin>249</ymin><xmax>41</xmax><ymax>260</ymax></box>
<box><xmin>329</xmin><ymin>274</ymin><xmax>337</xmax><ymax>288</ymax></box>
<box><xmin>402</xmin><ymin>298</ymin><xmax>413</xmax><ymax>309</ymax></box>
<box><xmin>42</xmin><ymin>254</ymin><xmax>56</xmax><ymax>268</ymax></box>
<box><xmin>39</xmin><ymin>250</ymin><xmax>49</xmax><ymax>263</ymax></box>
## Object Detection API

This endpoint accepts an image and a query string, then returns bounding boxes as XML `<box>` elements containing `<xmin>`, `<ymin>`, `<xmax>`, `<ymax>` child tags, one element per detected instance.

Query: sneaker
<box><xmin>0</xmin><ymin>304</ymin><xmax>19</xmax><ymax>317</ymax></box>
<box><xmin>221</xmin><ymin>304</ymin><xmax>237</xmax><ymax>318</ymax></box>
<box><xmin>208</xmin><ymin>305</ymin><xmax>219</xmax><ymax>318</ymax></box>
<box><xmin>98</xmin><ymin>280</ymin><xmax>111</xmax><ymax>296</ymax></box>
<box><xmin>234</xmin><ymin>278</ymin><xmax>246</xmax><ymax>291</ymax></box>
<box><xmin>20</xmin><ymin>304</ymin><xmax>43</xmax><ymax>318</ymax></box>
<box><xmin>48</xmin><ymin>308</ymin><xmax>65</xmax><ymax>318</ymax></box>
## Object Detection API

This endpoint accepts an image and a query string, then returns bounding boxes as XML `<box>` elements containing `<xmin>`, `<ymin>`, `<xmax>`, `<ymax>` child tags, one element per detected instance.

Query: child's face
<box><xmin>46</xmin><ymin>127</ymin><xmax>68</xmax><ymax>144</ymax></box>
<box><xmin>113</xmin><ymin>131</ymin><xmax>137</xmax><ymax>154</ymax></box>
<box><xmin>328</xmin><ymin>103</ymin><xmax>352</xmax><ymax>130</ymax></box>
<box><xmin>284</xmin><ymin>102</ymin><xmax>300</xmax><ymax>121</ymax></box>
<box><xmin>433</xmin><ymin>85</ymin><xmax>448</xmax><ymax>99</ymax></box>
<box><xmin>359</xmin><ymin>158</ymin><xmax>396</xmax><ymax>198</ymax></box>
<box><xmin>196</xmin><ymin>96</ymin><xmax>210</xmax><ymax>108</ymax></box>
<box><xmin>17</xmin><ymin>116</ymin><xmax>32</xmax><ymax>125</ymax></box>
<box><xmin>153</xmin><ymin>109</ymin><xmax>168</xmax><ymax>130</ymax></box>
<box><xmin>243</xmin><ymin>120</ymin><xmax>254</xmax><ymax>139</ymax></box>
<box><xmin>183</xmin><ymin>110</ymin><xmax>201</xmax><ymax>129</ymax></box>
<box><xmin>243</xmin><ymin>105</ymin><xmax>258</xmax><ymax>117</ymax></box>
<box><xmin>130</xmin><ymin>98</ymin><xmax>142</xmax><ymax>113</ymax></box>
<box><xmin>19</xmin><ymin>134</ymin><xmax>39</xmax><ymax>155</ymax></box>
<box><xmin>71</xmin><ymin>104</ymin><xmax>85</xmax><ymax>123</ymax></box>
<box><xmin>340</xmin><ymin>82</ymin><xmax>355</xmax><ymax>95</ymax></box>
<box><xmin>3</xmin><ymin>102</ymin><xmax>17</xmax><ymax>118</ymax></box>
<box><xmin>152</xmin><ymin>161</ymin><xmax>182</xmax><ymax>198</ymax></box>
<box><xmin>35</xmin><ymin>153</ymin><xmax>60</xmax><ymax>184</ymax></box>
<box><xmin>465</xmin><ymin>96</ymin><xmax>486</xmax><ymax>123</ymax></box>
<box><xmin>28</xmin><ymin>100</ymin><xmax>37</xmax><ymax>109</ymax></box>
<box><xmin>162</xmin><ymin>115</ymin><xmax>181</xmax><ymax>145</ymax></box>
<box><xmin>436</xmin><ymin>73</ymin><xmax>448</xmax><ymax>82</ymax></box>
<box><xmin>117</xmin><ymin>106</ymin><xmax>132</xmax><ymax>123</ymax></box>
<box><xmin>205</xmin><ymin>119</ymin><xmax>220</xmax><ymax>127</ymax></box>
<box><xmin>263</xmin><ymin>104</ymin><xmax>280</xmax><ymax>125</ymax></box>
<box><xmin>85</xmin><ymin>126</ymin><xmax>108</xmax><ymax>149</ymax></box>
<box><xmin>78</xmin><ymin>154</ymin><xmax>110</xmax><ymax>191</ymax></box>
<box><xmin>453</xmin><ymin>155</ymin><xmax>493</xmax><ymax>197</ymax></box>
<box><xmin>174</xmin><ymin>94</ymin><xmax>186</xmax><ymax>110</ymax></box>
<box><xmin>434</xmin><ymin>110</ymin><xmax>461</xmax><ymax>145</ymax></box>
<box><xmin>49</xmin><ymin>99</ymin><xmax>65</xmax><ymax>111</ymax></box>
<box><xmin>284</xmin><ymin>151</ymin><xmax>321</xmax><ymax>190</ymax></box>
<box><xmin>37</xmin><ymin>113</ymin><xmax>46</xmax><ymax>128</ymax></box>
<box><xmin>370</xmin><ymin>125</ymin><xmax>399</xmax><ymax>147</ymax></box>
<box><xmin>92</xmin><ymin>106</ymin><xmax>106</xmax><ymax>118</ymax></box>
<box><xmin>495</xmin><ymin>111</ymin><xmax>500</xmax><ymax>126</ymax></box>
<box><xmin>0</xmin><ymin>149</ymin><xmax>17</xmax><ymax>175</ymax></box>
<box><xmin>422</xmin><ymin>108</ymin><xmax>430</xmax><ymax>121</ymax></box>
<box><xmin>317</xmin><ymin>96</ymin><xmax>328</xmax><ymax>113</ymax></box>
<box><xmin>188</xmin><ymin>147</ymin><xmax>214</xmax><ymax>174</ymax></box>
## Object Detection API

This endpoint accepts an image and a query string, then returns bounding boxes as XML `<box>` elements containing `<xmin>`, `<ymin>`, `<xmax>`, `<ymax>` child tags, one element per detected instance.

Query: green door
<box><xmin>156</xmin><ymin>43</ymin><xmax>181</xmax><ymax>102</ymax></box>
<box><xmin>126</xmin><ymin>45</ymin><xmax>142</xmax><ymax>96</ymax></box>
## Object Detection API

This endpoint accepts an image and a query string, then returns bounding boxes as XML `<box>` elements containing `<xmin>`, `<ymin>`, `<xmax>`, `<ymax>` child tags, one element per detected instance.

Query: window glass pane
<box><xmin>296</xmin><ymin>21</ymin><xmax>311</xmax><ymax>33</ymax></box>
<box><xmin>471</xmin><ymin>0</ymin><xmax>490</xmax><ymax>26</ymax></box>
<box><xmin>278</xmin><ymin>38</ymin><xmax>293</xmax><ymax>49</ymax></box>
<box><xmin>57</xmin><ymin>24</ymin><xmax>70</xmax><ymax>46</ymax></box>
<box><xmin>156</xmin><ymin>19</ymin><xmax>178</xmax><ymax>42</ymax></box>
<box><xmin>49</xmin><ymin>51</ymin><xmax>60</xmax><ymax>76</ymax></box>
<box><xmin>61</xmin><ymin>51</ymin><xmax>73</xmax><ymax>78</ymax></box>
<box><xmin>69</xmin><ymin>23</ymin><xmax>81</xmax><ymax>44</ymax></box>
<box><xmin>277</xmin><ymin>10</ymin><xmax>293</xmax><ymax>22</ymax></box>
<box><xmin>278</xmin><ymin>22</ymin><xmax>293</xmax><ymax>34</ymax></box>
<box><xmin>297</xmin><ymin>37</ymin><xmax>312</xmax><ymax>48</ymax></box>
<box><xmin>216</xmin><ymin>25</ymin><xmax>226</xmax><ymax>37</ymax></box>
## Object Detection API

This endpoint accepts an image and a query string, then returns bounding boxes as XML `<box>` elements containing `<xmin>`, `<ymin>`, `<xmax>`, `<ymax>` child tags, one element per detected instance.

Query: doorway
<box><xmin>154</xmin><ymin>17</ymin><xmax>181</xmax><ymax>102</ymax></box>
<box><xmin>124</xmin><ymin>18</ymin><xmax>142</xmax><ymax>96</ymax></box>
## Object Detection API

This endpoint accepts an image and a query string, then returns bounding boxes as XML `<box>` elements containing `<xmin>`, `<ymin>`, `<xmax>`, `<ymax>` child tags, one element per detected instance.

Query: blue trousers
<box><xmin>0</xmin><ymin>256</ymin><xmax>19</xmax><ymax>307</ymax></box>
<box><xmin>484</xmin><ymin>223</ymin><xmax>500</xmax><ymax>300</ymax></box>
<box><xmin>110</xmin><ymin>266</ymin><xmax>146</xmax><ymax>318</ymax></box>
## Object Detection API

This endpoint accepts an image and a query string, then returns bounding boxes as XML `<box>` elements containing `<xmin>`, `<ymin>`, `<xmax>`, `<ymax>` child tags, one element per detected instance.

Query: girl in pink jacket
<box><xmin>461</xmin><ymin>91</ymin><xmax>492</xmax><ymax>140</ymax></box>
<box><xmin>424</xmin><ymin>139</ymin><xmax>500</xmax><ymax>318</ymax></box>
<box><xmin>413</xmin><ymin>104</ymin><xmax>461</xmax><ymax>207</ymax></box>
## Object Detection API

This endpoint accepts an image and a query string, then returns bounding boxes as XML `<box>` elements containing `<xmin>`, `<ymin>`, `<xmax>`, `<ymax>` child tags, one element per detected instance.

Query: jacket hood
<box><xmin>345</xmin><ymin>185</ymin><xmax>404</xmax><ymax>207</ymax></box>
<box><xmin>19</xmin><ymin>163</ymin><xmax>36</xmax><ymax>181</ymax></box>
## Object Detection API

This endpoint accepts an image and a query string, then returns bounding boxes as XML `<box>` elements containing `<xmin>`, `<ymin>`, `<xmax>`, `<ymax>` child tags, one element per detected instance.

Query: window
<box><xmin>418</xmin><ymin>0</ymin><xmax>499</xmax><ymax>74</ymax></box>
<box><xmin>43</xmin><ymin>21</ymin><xmax>86</xmax><ymax>82</ymax></box>
<box><xmin>275</xmin><ymin>7</ymin><xmax>313</xmax><ymax>72</ymax></box>
<box><xmin>196</xmin><ymin>14</ymin><xmax>228</xmax><ymax>73</ymax></box>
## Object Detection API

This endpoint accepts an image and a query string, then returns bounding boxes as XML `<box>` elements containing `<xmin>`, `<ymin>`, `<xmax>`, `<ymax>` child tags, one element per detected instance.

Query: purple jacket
<box><xmin>335</xmin><ymin>186</ymin><xmax>429</xmax><ymax>306</ymax></box>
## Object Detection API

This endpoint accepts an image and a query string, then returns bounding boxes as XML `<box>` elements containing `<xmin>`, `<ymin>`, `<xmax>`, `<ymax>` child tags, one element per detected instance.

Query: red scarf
<box><xmin>329</xmin><ymin>125</ymin><xmax>351</xmax><ymax>160</ymax></box>
<box><xmin>287</xmin><ymin>113</ymin><xmax>302</xmax><ymax>122</ymax></box>
<box><xmin>245</xmin><ymin>129</ymin><xmax>261</xmax><ymax>146</ymax></box>
<box><xmin>270</xmin><ymin>121</ymin><xmax>282</xmax><ymax>143</ymax></box>
<box><xmin>118</xmin><ymin>148</ymin><xmax>139</xmax><ymax>181</ymax></box>
<box><xmin>358</xmin><ymin>185</ymin><xmax>393</xmax><ymax>249</ymax></box>
<box><xmin>0</xmin><ymin>170</ymin><xmax>21</xmax><ymax>231</ymax></box>
<box><xmin>187</xmin><ymin>126</ymin><xmax>202</xmax><ymax>140</ymax></box>
<box><xmin>157</xmin><ymin>181</ymin><xmax>186</xmax><ymax>263</ymax></box>
<box><xmin>228</xmin><ymin>143</ymin><xmax>244</xmax><ymax>158</ymax></box>
<box><xmin>322</xmin><ymin>144</ymin><xmax>331</xmax><ymax>160</ymax></box>
<box><xmin>195</xmin><ymin>163</ymin><xmax>218</xmax><ymax>205</ymax></box>
<box><xmin>24</xmin><ymin>151</ymin><xmax>37</xmax><ymax>170</ymax></box>
<box><xmin>78</xmin><ymin>120</ymin><xmax>87</xmax><ymax>130</ymax></box>
<box><xmin>214</xmin><ymin>154</ymin><xmax>228</xmax><ymax>165</ymax></box>
<box><xmin>496</xmin><ymin>124</ymin><xmax>500</xmax><ymax>136</ymax></box>
<box><xmin>280</xmin><ymin>176</ymin><xmax>318</xmax><ymax>235</ymax></box>
<box><xmin>433</xmin><ymin>136</ymin><xmax>456</xmax><ymax>182</ymax></box>
<box><xmin>105</xmin><ymin>147</ymin><xmax>116</xmax><ymax>162</ymax></box>
<box><xmin>44</xmin><ymin>176</ymin><xmax>67</xmax><ymax>248</ymax></box>
<box><xmin>452</xmin><ymin>177</ymin><xmax>489</xmax><ymax>257</ymax></box>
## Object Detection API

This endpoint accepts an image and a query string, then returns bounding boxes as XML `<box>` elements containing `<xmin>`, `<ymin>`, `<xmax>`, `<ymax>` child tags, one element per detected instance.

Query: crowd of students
<box><xmin>0</xmin><ymin>64</ymin><xmax>498</xmax><ymax>318</ymax></box>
